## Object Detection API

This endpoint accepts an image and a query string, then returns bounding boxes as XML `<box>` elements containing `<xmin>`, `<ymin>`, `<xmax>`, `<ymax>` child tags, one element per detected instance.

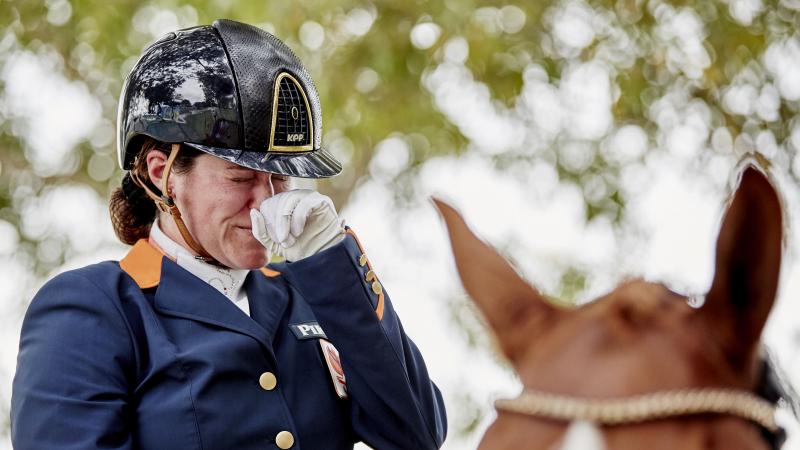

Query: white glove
<box><xmin>250</xmin><ymin>189</ymin><xmax>345</xmax><ymax>262</ymax></box>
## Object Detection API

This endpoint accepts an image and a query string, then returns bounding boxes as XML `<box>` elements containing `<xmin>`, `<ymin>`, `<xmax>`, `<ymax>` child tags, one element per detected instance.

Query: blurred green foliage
<box><xmin>2</xmin><ymin>0</ymin><xmax>797</xmax><ymax>273</ymax></box>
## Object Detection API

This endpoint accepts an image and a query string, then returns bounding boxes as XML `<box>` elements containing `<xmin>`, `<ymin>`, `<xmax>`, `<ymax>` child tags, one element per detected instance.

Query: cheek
<box><xmin>175</xmin><ymin>183</ymin><xmax>225</xmax><ymax>224</ymax></box>
<box><xmin>206</xmin><ymin>184</ymin><xmax>245</xmax><ymax>210</ymax></box>
<box><xmin>171</xmin><ymin>170</ymin><xmax>207</xmax><ymax>202</ymax></box>
<box><xmin>175</xmin><ymin>176</ymin><xmax>255</xmax><ymax>227</ymax></box>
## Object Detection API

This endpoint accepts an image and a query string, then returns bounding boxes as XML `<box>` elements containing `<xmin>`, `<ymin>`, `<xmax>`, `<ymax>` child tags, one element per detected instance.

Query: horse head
<box><xmin>435</xmin><ymin>165</ymin><xmax>783</xmax><ymax>450</ymax></box>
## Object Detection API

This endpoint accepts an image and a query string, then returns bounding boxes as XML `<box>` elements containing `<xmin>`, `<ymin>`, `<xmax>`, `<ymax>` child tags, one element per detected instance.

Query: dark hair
<box><xmin>109</xmin><ymin>138</ymin><xmax>201</xmax><ymax>245</ymax></box>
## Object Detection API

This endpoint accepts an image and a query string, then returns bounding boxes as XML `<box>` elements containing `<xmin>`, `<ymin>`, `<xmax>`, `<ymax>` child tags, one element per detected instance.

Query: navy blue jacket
<box><xmin>11</xmin><ymin>232</ymin><xmax>447</xmax><ymax>449</ymax></box>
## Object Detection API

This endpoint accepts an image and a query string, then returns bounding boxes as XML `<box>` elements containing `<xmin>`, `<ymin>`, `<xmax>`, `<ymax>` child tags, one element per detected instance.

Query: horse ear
<box><xmin>702</xmin><ymin>165</ymin><xmax>783</xmax><ymax>371</ymax></box>
<box><xmin>433</xmin><ymin>198</ymin><xmax>557</xmax><ymax>361</ymax></box>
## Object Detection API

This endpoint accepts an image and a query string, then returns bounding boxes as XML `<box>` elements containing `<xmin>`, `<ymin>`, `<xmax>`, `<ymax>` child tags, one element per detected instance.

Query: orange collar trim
<box><xmin>120</xmin><ymin>239</ymin><xmax>281</xmax><ymax>289</ymax></box>
<box><xmin>120</xmin><ymin>239</ymin><xmax>165</xmax><ymax>289</ymax></box>
<box><xmin>260</xmin><ymin>267</ymin><xmax>281</xmax><ymax>278</ymax></box>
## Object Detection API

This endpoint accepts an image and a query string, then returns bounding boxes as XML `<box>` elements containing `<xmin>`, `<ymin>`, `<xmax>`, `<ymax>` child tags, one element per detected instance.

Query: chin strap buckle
<box><xmin>155</xmin><ymin>198</ymin><xmax>173</xmax><ymax>213</ymax></box>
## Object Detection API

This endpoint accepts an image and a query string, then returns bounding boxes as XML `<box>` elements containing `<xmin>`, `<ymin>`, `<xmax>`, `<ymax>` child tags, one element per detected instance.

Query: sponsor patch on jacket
<box><xmin>320</xmin><ymin>339</ymin><xmax>348</xmax><ymax>399</ymax></box>
<box><xmin>289</xmin><ymin>321</ymin><xmax>327</xmax><ymax>340</ymax></box>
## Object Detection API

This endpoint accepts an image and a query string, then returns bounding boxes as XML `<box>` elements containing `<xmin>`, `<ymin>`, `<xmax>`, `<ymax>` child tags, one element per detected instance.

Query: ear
<box><xmin>433</xmin><ymin>198</ymin><xmax>558</xmax><ymax>361</ymax></box>
<box><xmin>702</xmin><ymin>165</ymin><xmax>783</xmax><ymax>371</ymax></box>
<box><xmin>145</xmin><ymin>150</ymin><xmax>169</xmax><ymax>194</ymax></box>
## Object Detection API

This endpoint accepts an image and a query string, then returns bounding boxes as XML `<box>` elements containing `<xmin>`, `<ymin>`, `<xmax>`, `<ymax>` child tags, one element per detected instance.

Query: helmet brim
<box><xmin>184</xmin><ymin>143</ymin><xmax>342</xmax><ymax>178</ymax></box>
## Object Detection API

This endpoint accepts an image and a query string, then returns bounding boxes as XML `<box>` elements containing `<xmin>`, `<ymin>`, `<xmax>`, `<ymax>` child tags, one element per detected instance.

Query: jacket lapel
<box><xmin>121</xmin><ymin>239</ymin><xmax>285</xmax><ymax>352</ymax></box>
<box><xmin>245</xmin><ymin>270</ymin><xmax>290</xmax><ymax>345</ymax></box>
<box><xmin>153</xmin><ymin>256</ymin><xmax>274</xmax><ymax>350</ymax></box>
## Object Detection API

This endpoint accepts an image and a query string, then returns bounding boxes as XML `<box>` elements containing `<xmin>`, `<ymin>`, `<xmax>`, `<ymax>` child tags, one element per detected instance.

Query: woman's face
<box><xmin>161</xmin><ymin>153</ymin><xmax>289</xmax><ymax>269</ymax></box>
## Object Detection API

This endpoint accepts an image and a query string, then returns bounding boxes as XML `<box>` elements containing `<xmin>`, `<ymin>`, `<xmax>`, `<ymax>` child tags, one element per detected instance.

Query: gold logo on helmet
<box><xmin>268</xmin><ymin>72</ymin><xmax>314</xmax><ymax>153</ymax></box>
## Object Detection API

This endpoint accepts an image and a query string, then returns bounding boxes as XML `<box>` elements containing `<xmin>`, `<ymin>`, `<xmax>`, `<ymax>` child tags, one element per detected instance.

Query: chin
<box><xmin>220</xmin><ymin>233</ymin><xmax>270</xmax><ymax>269</ymax></box>
<box><xmin>231</xmin><ymin>254</ymin><xmax>269</xmax><ymax>270</ymax></box>
<box><xmin>221</xmin><ymin>245</ymin><xmax>269</xmax><ymax>269</ymax></box>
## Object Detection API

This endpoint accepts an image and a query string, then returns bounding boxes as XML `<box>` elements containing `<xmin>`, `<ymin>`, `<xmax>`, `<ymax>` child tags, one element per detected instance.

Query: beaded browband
<box><xmin>495</xmin><ymin>388</ymin><xmax>778</xmax><ymax>432</ymax></box>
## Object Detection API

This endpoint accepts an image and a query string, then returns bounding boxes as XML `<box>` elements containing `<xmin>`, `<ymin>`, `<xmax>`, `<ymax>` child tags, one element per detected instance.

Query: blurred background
<box><xmin>3</xmin><ymin>0</ymin><xmax>800</xmax><ymax>448</ymax></box>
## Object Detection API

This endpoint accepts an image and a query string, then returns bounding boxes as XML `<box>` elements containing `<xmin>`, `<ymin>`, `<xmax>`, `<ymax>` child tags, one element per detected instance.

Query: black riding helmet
<box><xmin>116</xmin><ymin>19</ymin><xmax>342</xmax><ymax>178</ymax></box>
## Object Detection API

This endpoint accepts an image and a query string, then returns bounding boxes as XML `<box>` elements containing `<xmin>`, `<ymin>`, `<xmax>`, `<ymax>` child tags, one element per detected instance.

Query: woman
<box><xmin>11</xmin><ymin>19</ymin><xmax>447</xmax><ymax>450</ymax></box>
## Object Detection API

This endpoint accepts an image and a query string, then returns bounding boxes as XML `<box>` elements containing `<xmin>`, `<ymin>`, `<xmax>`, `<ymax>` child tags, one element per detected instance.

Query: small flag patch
<box><xmin>320</xmin><ymin>339</ymin><xmax>347</xmax><ymax>399</ymax></box>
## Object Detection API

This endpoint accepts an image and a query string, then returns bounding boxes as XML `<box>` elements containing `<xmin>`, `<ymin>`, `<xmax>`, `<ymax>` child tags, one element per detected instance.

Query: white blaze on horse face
<box><xmin>559</xmin><ymin>420</ymin><xmax>606</xmax><ymax>450</ymax></box>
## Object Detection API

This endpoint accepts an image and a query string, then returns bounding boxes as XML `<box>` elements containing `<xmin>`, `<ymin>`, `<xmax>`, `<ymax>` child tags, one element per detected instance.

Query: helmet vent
<box><xmin>270</xmin><ymin>73</ymin><xmax>313</xmax><ymax>151</ymax></box>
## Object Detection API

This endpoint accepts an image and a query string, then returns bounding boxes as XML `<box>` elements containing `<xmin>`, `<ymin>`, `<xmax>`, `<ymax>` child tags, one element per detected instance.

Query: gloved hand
<box><xmin>250</xmin><ymin>189</ymin><xmax>345</xmax><ymax>262</ymax></box>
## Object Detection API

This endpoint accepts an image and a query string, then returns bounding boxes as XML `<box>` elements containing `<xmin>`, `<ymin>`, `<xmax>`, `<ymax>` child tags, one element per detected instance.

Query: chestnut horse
<box><xmin>435</xmin><ymin>165</ymin><xmax>786</xmax><ymax>449</ymax></box>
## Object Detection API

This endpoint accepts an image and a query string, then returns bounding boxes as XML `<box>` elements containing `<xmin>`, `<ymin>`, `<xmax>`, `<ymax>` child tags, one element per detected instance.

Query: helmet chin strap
<box><xmin>131</xmin><ymin>144</ymin><xmax>218</xmax><ymax>264</ymax></box>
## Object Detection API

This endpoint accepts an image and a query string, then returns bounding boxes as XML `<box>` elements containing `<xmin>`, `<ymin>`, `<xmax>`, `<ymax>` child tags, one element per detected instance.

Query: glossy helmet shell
<box><xmin>116</xmin><ymin>19</ymin><xmax>341</xmax><ymax>178</ymax></box>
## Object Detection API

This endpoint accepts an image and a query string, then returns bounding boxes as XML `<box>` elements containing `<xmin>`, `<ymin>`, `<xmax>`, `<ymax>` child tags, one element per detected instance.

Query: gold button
<box><xmin>259</xmin><ymin>372</ymin><xmax>277</xmax><ymax>391</ymax></box>
<box><xmin>275</xmin><ymin>430</ymin><xmax>294</xmax><ymax>449</ymax></box>
<box><xmin>365</xmin><ymin>270</ymin><xmax>376</xmax><ymax>282</ymax></box>
<box><xmin>359</xmin><ymin>254</ymin><xmax>368</xmax><ymax>267</ymax></box>
<box><xmin>371</xmin><ymin>281</ymin><xmax>382</xmax><ymax>295</ymax></box>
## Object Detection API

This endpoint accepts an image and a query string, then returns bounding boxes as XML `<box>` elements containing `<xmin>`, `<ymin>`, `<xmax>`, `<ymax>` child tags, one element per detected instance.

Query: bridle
<box><xmin>495</xmin><ymin>384</ymin><xmax>785</xmax><ymax>449</ymax></box>
<box><xmin>495</xmin><ymin>388</ymin><xmax>777</xmax><ymax>431</ymax></box>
